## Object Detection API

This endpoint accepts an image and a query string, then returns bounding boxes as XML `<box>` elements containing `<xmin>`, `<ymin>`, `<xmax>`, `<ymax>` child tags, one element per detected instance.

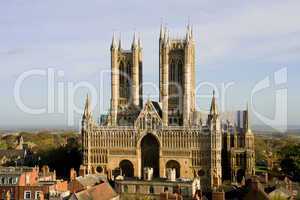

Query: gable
<box><xmin>134</xmin><ymin>100</ymin><xmax>162</xmax><ymax>131</ymax></box>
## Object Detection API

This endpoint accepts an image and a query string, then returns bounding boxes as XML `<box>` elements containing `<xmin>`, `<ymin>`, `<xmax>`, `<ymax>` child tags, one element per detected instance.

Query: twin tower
<box><xmin>110</xmin><ymin>25</ymin><xmax>196</xmax><ymax>127</ymax></box>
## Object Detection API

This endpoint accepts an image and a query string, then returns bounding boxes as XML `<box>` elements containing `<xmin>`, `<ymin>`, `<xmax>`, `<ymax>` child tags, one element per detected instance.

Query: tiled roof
<box><xmin>74</xmin><ymin>182</ymin><xmax>118</xmax><ymax>200</ymax></box>
<box><xmin>0</xmin><ymin>149</ymin><xmax>26</xmax><ymax>158</ymax></box>
<box><xmin>76</xmin><ymin>174</ymin><xmax>107</xmax><ymax>188</ymax></box>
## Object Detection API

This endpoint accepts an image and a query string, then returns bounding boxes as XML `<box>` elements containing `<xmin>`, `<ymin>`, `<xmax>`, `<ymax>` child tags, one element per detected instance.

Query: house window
<box><xmin>24</xmin><ymin>191</ymin><xmax>31</xmax><ymax>199</ymax></box>
<box><xmin>35</xmin><ymin>191</ymin><xmax>42</xmax><ymax>200</ymax></box>
<box><xmin>149</xmin><ymin>186</ymin><xmax>154</xmax><ymax>194</ymax></box>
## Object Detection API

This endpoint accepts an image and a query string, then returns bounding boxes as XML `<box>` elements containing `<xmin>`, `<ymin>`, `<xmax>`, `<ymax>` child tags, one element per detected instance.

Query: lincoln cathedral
<box><xmin>81</xmin><ymin>25</ymin><xmax>255</xmax><ymax>192</ymax></box>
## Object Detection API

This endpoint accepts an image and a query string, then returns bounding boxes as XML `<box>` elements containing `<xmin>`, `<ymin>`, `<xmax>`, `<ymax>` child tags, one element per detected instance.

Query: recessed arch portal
<box><xmin>119</xmin><ymin>160</ymin><xmax>134</xmax><ymax>177</ymax></box>
<box><xmin>236</xmin><ymin>169</ymin><xmax>245</xmax><ymax>183</ymax></box>
<box><xmin>141</xmin><ymin>133</ymin><xmax>160</xmax><ymax>178</ymax></box>
<box><xmin>166</xmin><ymin>160</ymin><xmax>181</xmax><ymax>178</ymax></box>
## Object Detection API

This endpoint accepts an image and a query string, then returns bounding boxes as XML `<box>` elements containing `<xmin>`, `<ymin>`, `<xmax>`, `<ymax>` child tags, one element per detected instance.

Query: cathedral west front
<box><xmin>80</xmin><ymin>25</ymin><xmax>255</xmax><ymax>192</ymax></box>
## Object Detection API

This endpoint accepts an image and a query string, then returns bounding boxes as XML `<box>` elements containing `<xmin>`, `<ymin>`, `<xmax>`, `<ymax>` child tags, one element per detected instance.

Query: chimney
<box><xmin>38</xmin><ymin>192</ymin><xmax>44</xmax><ymax>200</ymax></box>
<box><xmin>5</xmin><ymin>190</ymin><xmax>10</xmax><ymax>200</ymax></box>
<box><xmin>70</xmin><ymin>168</ymin><xmax>77</xmax><ymax>181</ymax></box>
<box><xmin>79</xmin><ymin>165</ymin><xmax>86</xmax><ymax>177</ymax></box>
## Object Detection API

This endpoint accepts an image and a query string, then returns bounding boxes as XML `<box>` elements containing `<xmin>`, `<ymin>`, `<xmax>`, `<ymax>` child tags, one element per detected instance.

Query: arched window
<box><xmin>149</xmin><ymin>186</ymin><xmax>154</xmax><ymax>194</ymax></box>
<box><xmin>177</xmin><ymin>60</ymin><xmax>183</xmax><ymax>86</ymax></box>
<box><xmin>166</xmin><ymin>160</ymin><xmax>181</xmax><ymax>178</ymax></box>
<box><xmin>119</xmin><ymin>61</ymin><xmax>125</xmax><ymax>98</ymax></box>
<box><xmin>119</xmin><ymin>160</ymin><xmax>134</xmax><ymax>177</ymax></box>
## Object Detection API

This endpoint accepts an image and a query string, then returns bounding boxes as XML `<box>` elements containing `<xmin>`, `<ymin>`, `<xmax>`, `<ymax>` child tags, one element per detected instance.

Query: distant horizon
<box><xmin>1</xmin><ymin>124</ymin><xmax>300</xmax><ymax>133</ymax></box>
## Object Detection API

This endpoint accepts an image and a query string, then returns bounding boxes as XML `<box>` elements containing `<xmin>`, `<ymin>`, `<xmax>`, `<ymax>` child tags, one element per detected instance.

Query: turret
<box><xmin>208</xmin><ymin>91</ymin><xmax>222</xmax><ymax>188</ymax></box>
<box><xmin>161</xmin><ymin>27</ymin><xmax>170</xmax><ymax>127</ymax></box>
<box><xmin>159</xmin><ymin>24</ymin><xmax>164</xmax><ymax>41</ymax></box>
<box><xmin>111</xmin><ymin>33</ymin><xmax>119</xmax><ymax>126</ymax></box>
<box><xmin>118</xmin><ymin>37</ymin><xmax>122</xmax><ymax>50</ymax></box>
<box><xmin>132</xmin><ymin>32</ymin><xmax>138</xmax><ymax>49</ymax></box>
<box><xmin>244</xmin><ymin>103</ymin><xmax>250</xmax><ymax>133</ymax></box>
<box><xmin>83</xmin><ymin>94</ymin><xmax>92</xmax><ymax>120</ymax></box>
<box><xmin>110</xmin><ymin>32</ymin><xmax>118</xmax><ymax>50</ymax></box>
<box><xmin>132</xmin><ymin>32</ymin><xmax>140</xmax><ymax>107</ymax></box>
<box><xmin>138</xmin><ymin>33</ymin><xmax>142</xmax><ymax>49</ymax></box>
<box><xmin>244</xmin><ymin>103</ymin><xmax>254</xmax><ymax>149</ymax></box>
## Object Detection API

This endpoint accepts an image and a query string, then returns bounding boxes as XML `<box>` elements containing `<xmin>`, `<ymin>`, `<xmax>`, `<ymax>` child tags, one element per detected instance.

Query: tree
<box><xmin>278</xmin><ymin>144</ymin><xmax>300</xmax><ymax>181</ymax></box>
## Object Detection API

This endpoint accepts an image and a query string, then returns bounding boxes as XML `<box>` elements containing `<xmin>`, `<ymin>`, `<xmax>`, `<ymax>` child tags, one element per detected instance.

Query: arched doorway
<box><xmin>236</xmin><ymin>169</ymin><xmax>245</xmax><ymax>183</ymax></box>
<box><xmin>141</xmin><ymin>133</ymin><xmax>160</xmax><ymax>178</ymax></box>
<box><xmin>119</xmin><ymin>160</ymin><xmax>134</xmax><ymax>177</ymax></box>
<box><xmin>166</xmin><ymin>160</ymin><xmax>180</xmax><ymax>178</ymax></box>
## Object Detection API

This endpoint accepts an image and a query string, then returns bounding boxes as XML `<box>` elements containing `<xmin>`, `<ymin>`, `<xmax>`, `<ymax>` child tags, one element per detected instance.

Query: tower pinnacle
<box><xmin>245</xmin><ymin>102</ymin><xmax>250</xmax><ymax>132</ymax></box>
<box><xmin>118</xmin><ymin>33</ymin><xmax>122</xmax><ymax>50</ymax></box>
<box><xmin>132</xmin><ymin>32</ymin><xmax>138</xmax><ymax>48</ymax></box>
<box><xmin>160</xmin><ymin>24</ymin><xmax>164</xmax><ymax>39</ymax></box>
<box><xmin>138</xmin><ymin>33</ymin><xmax>142</xmax><ymax>48</ymax></box>
<box><xmin>210</xmin><ymin>90</ymin><xmax>218</xmax><ymax>115</ymax></box>
<box><xmin>83</xmin><ymin>94</ymin><xmax>92</xmax><ymax>118</ymax></box>
<box><xmin>111</xmin><ymin>32</ymin><xmax>117</xmax><ymax>49</ymax></box>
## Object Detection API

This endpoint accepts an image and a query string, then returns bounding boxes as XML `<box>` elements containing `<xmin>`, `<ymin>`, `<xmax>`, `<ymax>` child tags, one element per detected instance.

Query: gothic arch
<box><xmin>236</xmin><ymin>168</ymin><xmax>245</xmax><ymax>183</ymax></box>
<box><xmin>137</xmin><ymin>132</ymin><xmax>161</xmax><ymax>149</ymax></box>
<box><xmin>166</xmin><ymin>160</ymin><xmax>181</xmax><ymax>178</ymax></box>
<box><xmin>140</xmin><ymin>133</ymin><xmax>160</xmax><ymax>178</ymax></box>
<box><xmin>119</xmin><ymin>160</ymin><xmax>134</xmax><ymax>177</ymax></box>
<box><xmin>177</xmin><ymin>59</ymin><xmax>183</xmax><ymax>86</ymax></box>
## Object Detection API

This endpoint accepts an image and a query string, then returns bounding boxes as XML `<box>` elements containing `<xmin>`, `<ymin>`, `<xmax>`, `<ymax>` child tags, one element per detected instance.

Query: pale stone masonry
<box><xmin>81</xmin><ymin>25</ymin><xmax>255</xmax><ymax>192</ymax></box>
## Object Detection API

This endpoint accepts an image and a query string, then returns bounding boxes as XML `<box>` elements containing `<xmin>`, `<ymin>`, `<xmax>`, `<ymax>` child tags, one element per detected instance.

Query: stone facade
<box><xmin>81</xmin><ymin>25</ymin><xmax>255</xmax><ymax>191</ymax></box>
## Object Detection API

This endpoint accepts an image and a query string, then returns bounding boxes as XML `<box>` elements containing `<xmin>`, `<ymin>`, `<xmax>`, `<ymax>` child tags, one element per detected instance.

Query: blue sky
<box><xmin>0</xmin><ymin>0</ymin><xmax>299</xmax><ymax>129</ymax></box>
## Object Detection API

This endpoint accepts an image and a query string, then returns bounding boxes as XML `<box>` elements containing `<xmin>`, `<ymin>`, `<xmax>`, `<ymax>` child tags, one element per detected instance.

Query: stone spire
<box><xmin>186</xmin><ymin>29</ymin><xmax>190</xmax><ymax>42</ymax></box>
<box><xmin>160</xmin><ymin>24</ymin><xmax>164</xmax><ymax>40</ymax></box>
<box><xmin>83</xmin><ymin>94</ymin><xmax>92</xmax><ymax>119</ymax></box>
<box><xmin>164</xmin><ymin>27</ymin><xmax>168</xmax><ymax>44</ymax></box>
<box><xmin>111</xmin><ymin>32</ymin><xmax>117</xmax><ymax>49</ymax></box>
<box><xmin>132</xmin><ymin>32</ymin><xmax>138</xmax><ymax>49</ymax></box>
<box><xmin>118</xmin><ymin>33</ymin><xmax>122</xmax><ymax>50</ymax></box>
<box><xmin>190</xmin><ymin>25</ymin><xmax>194</xmax><ymax>42</ymax></box>
<box><xmin>210</xmin><ymin>90</ymin><xmax>218</xmax><ymax>116</ymax></box>
<box><xmin>138</xmin><ymin>33</ymin><xmax>142</xmax><ymax>48</ymax></box>
<box><xmin>245</xmin><ymin>103</ymin><xmax>249</xmax><ymax>131</ymax></box>
<box><xmin>245</xmin><ymin>102</ymin><xmax>252</xmax><ymax>134</ymax></box>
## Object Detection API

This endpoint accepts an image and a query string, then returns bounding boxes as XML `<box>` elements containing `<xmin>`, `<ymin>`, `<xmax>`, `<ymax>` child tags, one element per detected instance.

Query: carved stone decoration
<box><xmin>134</xmin><ymin>100</ymin><xmax>162</xmax><ymax>131</ymax></box>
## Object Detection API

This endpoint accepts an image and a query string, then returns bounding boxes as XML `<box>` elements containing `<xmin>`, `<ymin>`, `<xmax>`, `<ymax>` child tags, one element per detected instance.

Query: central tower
<box><xmin>159</xmin><ymin>25</ymin><xmax>196</xmax><ymax>126</ymax></box>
